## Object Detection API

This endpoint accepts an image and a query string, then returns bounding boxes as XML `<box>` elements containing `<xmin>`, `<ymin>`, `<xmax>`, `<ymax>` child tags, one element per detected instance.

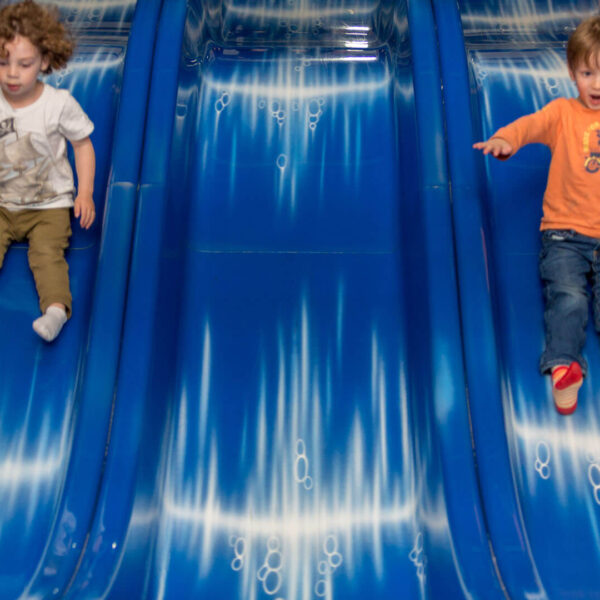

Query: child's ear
<box><xmin>41</xmin><ymin>54</ymin><xmax>51</xmax><ymax>74</ymax></box>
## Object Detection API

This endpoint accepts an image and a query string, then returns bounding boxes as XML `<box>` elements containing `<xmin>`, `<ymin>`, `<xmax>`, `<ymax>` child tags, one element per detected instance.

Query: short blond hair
<box><xmin>0</xmin><ymin>0</ymin><xmax>74</xmax><ymax>74</ymax></box>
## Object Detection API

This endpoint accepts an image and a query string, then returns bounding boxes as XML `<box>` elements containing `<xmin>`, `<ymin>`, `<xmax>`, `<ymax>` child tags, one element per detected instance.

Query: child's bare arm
<box><xmin>71</xmin><ymin>136</ymin><xmax>96</xmax><ymax>229</ymax></box>
<box><xmin>473</xmin><ymin>137</ymin><xmax>513</xmax><ymax>159</ymax></box>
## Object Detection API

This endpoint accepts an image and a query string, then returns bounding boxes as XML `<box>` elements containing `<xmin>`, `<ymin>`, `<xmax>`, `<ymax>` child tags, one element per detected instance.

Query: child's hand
<box><xmin>71</xmin><ymin>137</ymin><xmax>95</xmax><ymax>229</ymax></box>
<box><xmin>74</xmin><ymin>193</ymin><xmax>95</xmax><ymax>229</ymax></box>
<box><xmin>472</xmin><ymin>137</ymin><xmax>513</xmax><ymax>159</ymax></box>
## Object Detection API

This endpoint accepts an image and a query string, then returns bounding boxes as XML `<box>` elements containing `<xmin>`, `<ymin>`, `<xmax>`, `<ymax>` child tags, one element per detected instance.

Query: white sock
<box><xmin>33</xmin><ymin>306</ymin><xmax>68</xmax><ymax>342</ymax></box>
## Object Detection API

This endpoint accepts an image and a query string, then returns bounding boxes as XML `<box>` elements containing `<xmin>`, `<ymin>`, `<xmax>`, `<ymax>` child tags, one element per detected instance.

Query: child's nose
<box><xmin>7</xmin><ymin>64</ymin><xmax>18</xmax><ymax>78</ymax></box>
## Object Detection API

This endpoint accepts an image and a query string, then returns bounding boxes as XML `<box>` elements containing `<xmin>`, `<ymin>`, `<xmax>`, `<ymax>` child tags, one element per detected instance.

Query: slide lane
<box><xmin>435</xmin><ymin>0</ymin><xmax>600</xmax><ymax>598</ymax></box>
<box><xmin>77</xmin><ymin>1</ymin><xmax>505</xmax><ymax>599</ymax></box>
<box><xmin>0</xmin><ymin>2</ymin><xmax>161</xmax><ymax>598</ymax></box>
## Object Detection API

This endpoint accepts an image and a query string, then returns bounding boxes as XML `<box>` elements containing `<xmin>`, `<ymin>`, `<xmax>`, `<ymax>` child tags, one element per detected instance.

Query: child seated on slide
<box><xmin>474</xmin><ymin>16</ymin><xmax>600</xmax><ymax>415</ymax></box>
<box><xmin>0</xmin><ymin>0</ymin><xmax>95</xmax><ymax>342</ymax></box>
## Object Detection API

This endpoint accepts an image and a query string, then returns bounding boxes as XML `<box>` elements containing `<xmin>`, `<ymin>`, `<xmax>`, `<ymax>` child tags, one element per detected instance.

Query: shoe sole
<box><xmin>553</xmin><ymin>380</ymin><xmax>582</xmax><ymax>415</ymax></box>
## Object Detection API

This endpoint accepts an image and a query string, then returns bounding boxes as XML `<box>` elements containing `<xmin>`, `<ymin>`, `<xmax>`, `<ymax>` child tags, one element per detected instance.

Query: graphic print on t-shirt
<box><xmin>0</xmin><ymin>120</ymin><xmax>54</xmax><ymax>205</ymax></box>
<box><xmin>583</xmin><ymin>121</ymin><xmax>600</xmax><ymax>173</ymax></box>
<box><xmin>0</xmin><ymin>118</ymin><xmax>15</xmax><ymax>140</ymax></box>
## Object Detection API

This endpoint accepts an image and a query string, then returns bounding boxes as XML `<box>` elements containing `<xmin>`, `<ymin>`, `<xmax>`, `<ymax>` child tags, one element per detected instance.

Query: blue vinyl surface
<box><xmin>3</xmin><ymin>0</ymin><xmax>600</xmax><ymax>599</ymax></box>
<box><xmin>72</xmin><ymin>0</ymin><xmax>502</xmax><ymax>599</ymax></box>
<box><xmin>0</xmin><ymin>1</ymin><xmax>161</xmax><ymax>598</ymax></box>
<box><xmin>436</xmin><ymin>0</ymin><xmax>600</xmax><ymax>598</ymax></box>
<box><xmin>76</xmin><ymin>0</ymin><xmax>499</xmax><ymax>598</ymax></box>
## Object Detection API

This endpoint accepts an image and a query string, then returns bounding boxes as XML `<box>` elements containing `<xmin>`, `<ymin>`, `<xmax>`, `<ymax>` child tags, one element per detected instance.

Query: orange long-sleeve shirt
<box><xmin>493</xmin><ymin>97</ymin><xmax>600</xmax><ymax>237</ymax></box>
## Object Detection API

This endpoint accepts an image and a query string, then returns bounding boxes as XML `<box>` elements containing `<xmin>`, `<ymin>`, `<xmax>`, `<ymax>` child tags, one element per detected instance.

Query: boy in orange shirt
<box><xmin>473</xmin><ymin>16</ymin><xmax>600</xmax><ymax>415</ymax></box>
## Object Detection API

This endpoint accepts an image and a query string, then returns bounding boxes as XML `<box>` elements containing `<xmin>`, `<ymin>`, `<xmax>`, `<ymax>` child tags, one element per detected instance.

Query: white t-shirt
<box><xmin>0</xmin><ymin>83</ymin><xmax>94</xmax><ymax>210</ymax></box>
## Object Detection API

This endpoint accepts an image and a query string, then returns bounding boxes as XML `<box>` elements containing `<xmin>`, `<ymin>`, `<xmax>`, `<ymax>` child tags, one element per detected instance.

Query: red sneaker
<box><xmin>552</xmin><ymin>362</ymin><xmax>583</xmax><ymax>415</ymax></box>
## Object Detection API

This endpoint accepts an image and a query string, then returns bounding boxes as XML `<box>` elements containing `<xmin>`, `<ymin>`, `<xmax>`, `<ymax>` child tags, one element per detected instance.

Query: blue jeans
<box><xmin>539</xmin><ymin>229</ymin><xmax>600</xmax><ymax>376</ymax></box>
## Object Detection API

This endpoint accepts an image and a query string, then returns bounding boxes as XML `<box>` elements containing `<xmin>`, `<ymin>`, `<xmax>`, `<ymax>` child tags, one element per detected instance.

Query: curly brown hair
<box><xmin>0</xmin><ymin>0</ymin><xmax>74</xmax><ymax>74</ymax></box>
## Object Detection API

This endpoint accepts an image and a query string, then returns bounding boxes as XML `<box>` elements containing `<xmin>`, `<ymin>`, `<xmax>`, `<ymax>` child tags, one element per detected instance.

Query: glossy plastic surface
<box><xmin>81</xmin><ymin>1</ymin><xmax>503</xmax><ymax>599</ymax></box>
<box><xmin>435</xmin><ymin>0</ymin><xmax>600</xmax><ymax>598</ymax></box>
<box><xmin>6</xmin><ymin>1</ymin><xmax>597</xmax><ymax>598</ymax></box>
<box><xmin>0</xmin><ymin>2</ymin><xmax>161</xmax><ymax>598</ymax></box>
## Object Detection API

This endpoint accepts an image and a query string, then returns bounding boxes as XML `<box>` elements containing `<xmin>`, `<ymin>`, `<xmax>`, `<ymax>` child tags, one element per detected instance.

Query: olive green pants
<box><xmin>0</xmin><ymin>207</ymin><xmax>72</xmax><ymax>318</ymax></box>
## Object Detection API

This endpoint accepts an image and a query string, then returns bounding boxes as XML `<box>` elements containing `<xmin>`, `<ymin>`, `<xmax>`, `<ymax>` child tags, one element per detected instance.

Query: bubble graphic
<box><xmin>409</xmin><ymin>532</ymin><xmax>425</xmax><ymax>581</ymax></box>
<box><xmin>276</xmin><ymin>154</ymin><xmax>287</xmax><ymax>170</ymax></box>
<box><xmin>229</xmin><ymin>535</ymin><xmax>246</xmax><ymax>572</ymax></box>
<box><xmin>269</xmin><ymin>101</ymin><xmax>286</xmax><ymax>126</ymax></box>
<box><xmin>318</xmin><ymin>560</ymin><xmax>331</xmax><ymax>575</ymax></box>
<box><xmin>588</xmin><ymin>463</ymin><xmax>600</xmax><ymax>506</ymax></box>
<box><xmin>308</xmin><ymin>99</ymin><xmax>321</xmax><ymax>115</ymax></box>
<box><xmin>267</xmin><ymin>551</ymin><xmax>282</xmax><ymax>569</ymax></box>
<box><xmin>323</xmin><ymin>534</ymin><xmax>337</xmax><ymax>555</ymax></box>
<box><xmin>315</xmin><ymin>579</ymin><xmax>330</xmax><ymax>597</ymax></box>
<box><xmin>306</xmin><ymin>98</ymin><xmax>324</xmax><ymax>131</ymax></box>
<box><xmin>215</xmin><ymin>90</ymin><xmax>231</xmax><ymax>114</ymax></box>
<box><xmin>473</xmin><ymin>64</ymin><xmax>488</xmax><ymax>87</ymax></box>
<box><xmin>328</xmin><ymin>551</ymin><xmax>342</xmax><ymax>569</ymax></box>
<box><xmin>315</xmin><ymin>534</ymin><xmax>343</xmax><ymax>597</ymax></box>
<box><xmin>543</xmin><ymin>77</ymin><xmax>560</xmax><ymax>96</ymax></box>
<box><xmin>257</xmin><ymin>537</ymin><xmax>283</xmax><ymax>595</ymax></box>
<box><xmin>535</xmin><ymin>441</ymin><xmax>551</xmax><ymax>480</ymax></box>
<box><xmin>294</xmin><ymin>439</ymin><xmax>313</xmax><ymax>490</ymax></box>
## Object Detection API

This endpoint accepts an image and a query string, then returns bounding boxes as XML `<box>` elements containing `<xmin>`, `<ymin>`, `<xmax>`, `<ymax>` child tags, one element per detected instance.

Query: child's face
<box><xmin>0</xmin><ymin>34</ymin><xmax>49</xmax><ymax>108</ymax></box>
<box><xmin>569</xmin><ymin>54</ymin><xmax>600</xmax><ymax>110</ymax></box>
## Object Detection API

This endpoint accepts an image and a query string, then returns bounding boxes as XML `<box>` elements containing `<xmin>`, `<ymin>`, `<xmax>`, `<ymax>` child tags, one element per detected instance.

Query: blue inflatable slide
<box><xmin>1</xmin><ymin>0</ymin><xmax>600</xmax><ymax>598</ymax></box>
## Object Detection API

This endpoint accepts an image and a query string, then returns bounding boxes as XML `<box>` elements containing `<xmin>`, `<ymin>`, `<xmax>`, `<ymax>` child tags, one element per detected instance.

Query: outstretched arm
<box><xmin>71</xmin><ymin>136</ymin><xmax>96</xmax><ymax>230</ymax></box>
<box><xmin>472</xmin><ymin>137</ymin><xmax>513</xmax><ymax>159</ymax></box>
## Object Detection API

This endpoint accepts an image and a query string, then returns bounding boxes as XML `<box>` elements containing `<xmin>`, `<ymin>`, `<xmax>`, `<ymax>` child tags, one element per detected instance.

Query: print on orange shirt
<box><xmin>583</xmin><ymin>121</ymin><xmax>600</xmax><ymax>173</ymax></box>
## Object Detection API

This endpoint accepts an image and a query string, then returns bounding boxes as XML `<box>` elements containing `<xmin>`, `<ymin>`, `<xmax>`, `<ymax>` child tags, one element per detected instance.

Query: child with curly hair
<box><xmin>0</xmin><ymin>0</ymin><xmax>95</xmax><ymax>342</ymax></box>
<box><xmin>473</xmin><ymin>16</ymin><xmax>600</xmax><ymax>415</ymax></box>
